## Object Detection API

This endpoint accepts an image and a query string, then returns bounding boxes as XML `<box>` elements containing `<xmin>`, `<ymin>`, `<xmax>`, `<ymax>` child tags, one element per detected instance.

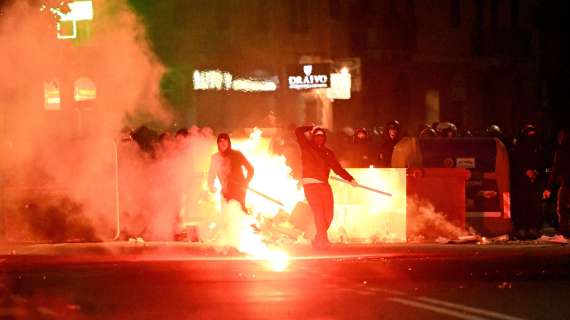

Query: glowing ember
<box><xmin>265</xmin><ymin>250</ymin><xmax>289</xmax><ymax>272</ymax></box>
<box><xmin>234</xmin><ymin>209</ymin><xmax>289</xmax><ymax>272</ymax></box>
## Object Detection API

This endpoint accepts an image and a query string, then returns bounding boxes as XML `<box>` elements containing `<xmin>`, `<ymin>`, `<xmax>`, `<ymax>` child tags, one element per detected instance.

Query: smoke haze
<box><xmin>0</xmin><ymin>0</ymin><xmax>168</xmax><ymax>241</ymax></box>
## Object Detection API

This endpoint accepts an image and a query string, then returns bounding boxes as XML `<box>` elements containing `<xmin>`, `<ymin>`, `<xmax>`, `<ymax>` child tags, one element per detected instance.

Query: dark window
<box><xmin>476</xmin><ymin>0</ymin><xmax>485</xmax><ymax>30</ymax></box>
<box><xmin>298</xmin><ymin>0</ymin><xmax>308</xmax><ymax>31</ymax></box>
<box><xmin>256</xmin><ymin>0</ymin><xmax>269</xmax><ymax>30</ymax></box>
<box><xmin>389</xmin><ymin>0</ymin><xmax>399</xmax><ymax>18</ymax></box>
<box><xmin>511</xmin><ymin>0</ymin><xmax>519</xmax><ymax>29</ymax></box>
<box><xmin>491</xmin><ymin>0</ymin><xmax>499</xmax><ymax>30</ymax></box>
<box><xmin>450</xmin><ymin>0</ymin><xmax>461</xmax><ymax>28</ymax></box>
<box><xmin>329</xmin><ymin>0</ymin><xmax>342</xmax><ymax>20</ymax></box>
<box><xmin>289</xmin><ymin>0</ymin><xmax>308</xmax><ymax>33</ymax></box>
<box><xmin>216</xmin><ymin>0</ymin><xmax>229</xmax><ymax>30</ymax></box>
<box><xmin>406</xmin><ymin>0</ymin><xmax>416</xmax><ymax>26</ymax></box>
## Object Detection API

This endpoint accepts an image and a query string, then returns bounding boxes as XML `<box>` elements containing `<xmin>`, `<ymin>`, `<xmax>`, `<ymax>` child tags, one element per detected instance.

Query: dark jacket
<box><xmin>511</xmin><ymin>136</ymin><xmax>544</xmax><ymax>185</ymax></box>
<box><xmin>377</xmin><ymin>134</ymin><xmax>401</xmax><ymax>167</ymax></box>
<box><xmin>547</xmin><ymin>142</ymin><xmax>570</xmax><ymax>190</ymax></box>
<box><xmin>208</xmin><ymin>149</ymin><xmax>254</xmax><ymax>192</ymax></box>
<box><xmin>295</xmin><ymin>126</ymin><xmax>354</xmax><ymax>183</ymax></box>
<box><xmin>351</xmin><ymin>138</ymin><xmax>375</xmax><ymax>168</ymax></box>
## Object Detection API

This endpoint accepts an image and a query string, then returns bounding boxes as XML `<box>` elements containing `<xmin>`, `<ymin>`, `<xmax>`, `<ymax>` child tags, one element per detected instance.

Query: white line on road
<box><xmin>417</xmin><ymin>297</ymin><xmax>526</xmax><ymax>320</ymax></box>
<box><xmin>386</xmin><ymin>297</ymin><xmax>491</xmax><ymax>320</ymax></box>
<box><xmin>368</xmin><ymin>287</ymin><xmax>406</xmax><ymax>296</ymax></box>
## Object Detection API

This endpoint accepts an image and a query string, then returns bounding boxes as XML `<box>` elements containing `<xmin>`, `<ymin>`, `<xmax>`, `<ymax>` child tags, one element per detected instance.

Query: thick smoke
<box><xmin>0</xmin><ymin>0</ymin><xmax>168</xmax><ymax>241</ymax></box>
<box><xmin>407</xmin><ymin>196</ymin><xmax>472</xmax><ymax>241</ymax></box>
<box><xmin>118</xmin><ymin>126</ymin><xmax>217</xmax><ymax>241</ymax></box>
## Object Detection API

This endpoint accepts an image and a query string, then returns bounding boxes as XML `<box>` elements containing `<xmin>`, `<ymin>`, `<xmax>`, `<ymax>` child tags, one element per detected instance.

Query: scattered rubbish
<box><xmin>538</xmin><ymin>235</ymin><xmax>568</xmax><ymax>244</ymax></box>
<box><xmin>435</xmin><ymin>236</ymin><xmax>450</xmax><ymax>244</ymax></box>
<box><xmin>294</xmin><ymin>235</ymin><xmax>311</xmax><ymax>245</ymax></box>
<box><xmin>128</xmin><ymin>237</ymin><xmax>146</xmax><ymax>244</ymax></box>
<box><xmin>490</xmin><ymin>234</ymin><xmax>509</xmax><ymax>242</ymax></box>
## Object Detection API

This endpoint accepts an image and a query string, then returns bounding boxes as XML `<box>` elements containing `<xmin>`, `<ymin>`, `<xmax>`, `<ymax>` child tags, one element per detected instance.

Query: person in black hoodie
<box><xmin>377</xmin><ymin>120</ymin><xmax>402</xmax><ymax>167</ymax></box>
<box><xmin>543</xmin><ymin>128</ymin><xmax>570</xmax><ymax>237</ymax></box>
<box><xmin>295</xmin><ymin>125</ymin><xmax>358</xmax><ymax>249</ymax></box>
<box><xmin>350</xmin><ymin>128</ymin><xmax>375</xmax><ymax>168</ymax></box>
<box><xmin>208</xmin><ymin>133</ymin><xmax>254</xmax><ymax>213</ymax></box>
<box><xmin>511</xmin><ymin>124</ymin><xmax>544</xmax><ymax>239</ymax></box>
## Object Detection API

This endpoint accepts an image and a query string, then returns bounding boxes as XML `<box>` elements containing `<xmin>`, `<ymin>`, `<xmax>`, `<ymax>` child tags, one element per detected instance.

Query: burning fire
<box><xmin>232</xmin><ymin>129</ymin><xmax>304</xmax><ymax>217</ymax></box>
<box><xmin>204</xmin><ymin>128</ymin><xmax>298</xmax><ymax>271</ymax></box>
<box><xmin>192</xmin><ymin>127</ymin><xmax>406</xmax><ymax>270</ymax></box>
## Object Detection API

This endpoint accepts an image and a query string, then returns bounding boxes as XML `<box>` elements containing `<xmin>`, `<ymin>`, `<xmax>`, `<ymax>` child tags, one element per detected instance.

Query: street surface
<box><xmin>1</xmin><ymin>242</ymin><xmax>570</xmax><ymax>319</ymax></box>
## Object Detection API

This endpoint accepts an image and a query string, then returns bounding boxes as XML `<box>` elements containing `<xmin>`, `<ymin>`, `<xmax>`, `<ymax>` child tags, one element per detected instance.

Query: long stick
<box><xmin>247</xmin><ymin>187</ymin><xmax>286</xmax><ymax>207</ymax></box>
<box><xmin>330</xmin><ymin>176</ymin><xmax>393</xmax><ymax>197</ymax></box>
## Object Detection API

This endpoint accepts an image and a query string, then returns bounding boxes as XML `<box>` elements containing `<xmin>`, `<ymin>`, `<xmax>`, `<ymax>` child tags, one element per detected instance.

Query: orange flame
<box><xmin>201</xmin><ymin>128</ymin><xmax>406</xmax><ymax>269</ymax></box>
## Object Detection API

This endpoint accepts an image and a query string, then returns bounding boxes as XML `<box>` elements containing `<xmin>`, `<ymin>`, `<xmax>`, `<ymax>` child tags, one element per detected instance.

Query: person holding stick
<box><xmin>208</xmin><ymin>133</ymin><xmax>254</xmax><ymax>213</ymax></box>
<box><xmin>295</xmin><ymin>125</ymin><xmax>358</xmax><ymax>249</ymax></box>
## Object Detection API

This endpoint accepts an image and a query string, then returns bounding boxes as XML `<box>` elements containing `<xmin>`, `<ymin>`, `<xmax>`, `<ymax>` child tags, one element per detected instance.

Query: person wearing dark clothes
<box><xmin>511</xmin><ymin>125</ymin><xmax>544</xmax><ymax>239</ymax></box>
<box><xmin>295</xmin><ymin>126</ymin><xmax>358</xmax><ymax>249</ymax></box>
<box><xmin>377</xmin><ymin>120</ymin><xmax>401</xmax><ymax>167</ymax></box>
<box><xmin>350</xmin><ymin>128</ymin><xmax>375</xmax><ymax>168</ymax></box>
<box><xmin>543</xmin><ymin>128</ymin><xmax>570</xmax><ymax>237</ymax></box>
<box><xmin>208</xmin><ymin>133</ymin><xmax>254</xmax><ymax>213</ymax></box>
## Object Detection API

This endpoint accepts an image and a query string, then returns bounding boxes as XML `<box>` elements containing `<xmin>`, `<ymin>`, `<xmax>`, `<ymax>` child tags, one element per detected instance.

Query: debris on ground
<box><xmin>537</xmin><ymin>235</ymin><xmax>568</xmax><ymax>244</ymax></box>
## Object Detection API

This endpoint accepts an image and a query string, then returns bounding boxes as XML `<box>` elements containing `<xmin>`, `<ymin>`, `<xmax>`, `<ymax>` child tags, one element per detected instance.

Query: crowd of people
<box><xmin>125</xmin><ymin>120</ymin><xmax>570</xmax><ymax>243</ymax></box>
<box><xmin>271</xmin><ymin>120</ymin><xmax>570</xmax><ymax>241</ymax></box>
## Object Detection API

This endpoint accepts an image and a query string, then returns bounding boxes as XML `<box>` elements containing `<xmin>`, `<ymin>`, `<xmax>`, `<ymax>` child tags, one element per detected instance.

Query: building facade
<box><xmin>349</xmin><ymin>0</ymin><xmax>541</xmax><ymax>135</ymax></box>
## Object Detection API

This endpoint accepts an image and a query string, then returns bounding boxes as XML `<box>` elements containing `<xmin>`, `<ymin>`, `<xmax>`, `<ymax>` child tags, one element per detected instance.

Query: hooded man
<box><xmin>377</xmin><ymin>120</ymin><xmax>402</xmax><ymax>167</ymax></box>
<box><xmin>543</xmin><ymin>128</ymin><xmax>570</xmax><ymax>237</ymax></box>
<box><xmin>350</xmin><ymin>128</ymin><xmax>375</xmax><ymax>168</ymax></box>
<box><xmin>295</xmin><ymin>125</ymin><xmax>357</xmax><ymax>249</ymax></box>
<box><xmin>511</xmin><ymin>124</ymin><xmax>544</xmax><ymax>239</ymax></box>
<box><xmin>208</xmin><ymin>133</ymin><xmax>254</xmax><ymax>213</ymax></box>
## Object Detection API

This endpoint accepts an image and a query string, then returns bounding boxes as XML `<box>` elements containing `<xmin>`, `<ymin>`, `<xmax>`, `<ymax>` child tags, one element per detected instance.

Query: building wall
<box><xmin>351</xmin><ymin>0</ymin><xmax>540</xmax><ymax>135</ymax></box>
<box><xmin>130</xmin><ymin>0</ymin><xmax>355</xmax><ymax>131</ymax></box>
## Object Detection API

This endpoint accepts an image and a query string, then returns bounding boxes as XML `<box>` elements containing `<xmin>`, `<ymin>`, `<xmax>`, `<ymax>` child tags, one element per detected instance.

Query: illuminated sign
<box><xmin>287</xmin><ymin>64</ymin><xmax>330</xmax><ymax>90</ymax></box>
<box><xmin>193</xmin><ymin>70</ymin><xmax>278</xmax><ymax>92</ymax></box>
<box><xmin>326</xmin><ymin>67</ymin><xmax>351</xmax><ymax>99</ymax></box>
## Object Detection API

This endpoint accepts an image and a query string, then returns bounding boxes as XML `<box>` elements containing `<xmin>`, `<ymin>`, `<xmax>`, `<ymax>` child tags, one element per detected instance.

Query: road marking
<box><xmin>386</xmin><ymin>297</ymin><xmax>491</xmax><ymax>320</ymax></box>
<box><xmin>417</xmin><ymin>297</ymin><xmax>526</xmax><ymax>320</ymax></box>
<box><xmin>369</xmin><ymin>287</ymin><xmax>406</xmax><ymax>296</ymax></box>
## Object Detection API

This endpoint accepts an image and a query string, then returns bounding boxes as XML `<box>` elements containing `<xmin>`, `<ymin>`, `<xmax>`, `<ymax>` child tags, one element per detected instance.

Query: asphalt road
<box><xmin>1</xmin><ymin>243</ymin><xmax>570</xmax><ymax>319</ymax></box>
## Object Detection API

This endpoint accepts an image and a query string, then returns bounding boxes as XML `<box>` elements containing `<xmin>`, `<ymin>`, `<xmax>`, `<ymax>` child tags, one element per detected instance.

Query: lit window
<box><xmin>74</xmin><ymin>77</ymin><xmax>96</xmax><ymax>101</ymax></box>
<box><xmin>44</xmin><ymin>80</ymin><xmax>61</xmax><ymax>111</ymax></box>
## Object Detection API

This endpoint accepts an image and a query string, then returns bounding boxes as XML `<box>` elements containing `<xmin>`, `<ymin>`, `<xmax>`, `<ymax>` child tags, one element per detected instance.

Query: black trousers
<box><xmin>557</xmin><ymin>186</ymin><xmax>570</xmax><ymax>236</ymax></box>
<box><xmin>512</xmin><ymin>180</ymin><xmax>541</xmax><ymax>232</ymax></box>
